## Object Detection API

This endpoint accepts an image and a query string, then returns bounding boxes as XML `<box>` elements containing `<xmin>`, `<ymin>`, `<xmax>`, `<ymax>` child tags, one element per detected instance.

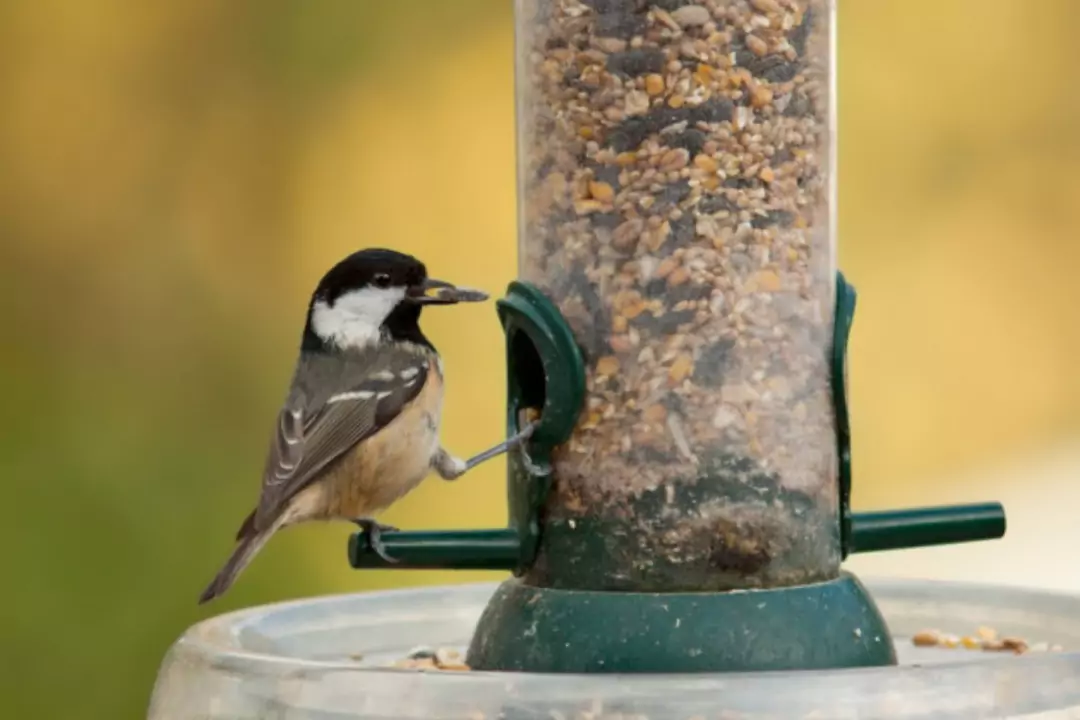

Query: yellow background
<box><xmin>1</xmin><ymin>2</ymin><xmax>1078</xmax><ymax>718</ymax></box>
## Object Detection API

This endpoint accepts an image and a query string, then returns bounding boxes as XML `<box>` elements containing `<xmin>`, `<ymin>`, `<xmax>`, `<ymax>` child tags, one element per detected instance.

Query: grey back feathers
<box><xmin>251</xmin><ymin>344</ymin><xmax>432</xmax><ymax>531</ymax></box>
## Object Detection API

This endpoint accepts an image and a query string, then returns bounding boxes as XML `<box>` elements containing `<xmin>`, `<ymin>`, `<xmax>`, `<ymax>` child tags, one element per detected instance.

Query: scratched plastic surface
<box><xmin>149</xmin><ymin>579</ymin><xmax>1080</xmax><ymax>719</ymax></box>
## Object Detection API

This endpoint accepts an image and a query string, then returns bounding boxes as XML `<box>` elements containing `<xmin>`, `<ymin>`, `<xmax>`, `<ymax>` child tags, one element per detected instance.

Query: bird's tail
<box><xmin>198</xmin><ymin>525</ymin><xmax>275</xmax><ymax>604</ymax></box>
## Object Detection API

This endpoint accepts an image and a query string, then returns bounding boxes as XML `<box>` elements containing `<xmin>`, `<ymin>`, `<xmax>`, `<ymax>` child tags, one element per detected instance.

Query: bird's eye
<box><xmin>373</xmin><ymin>273</ymin><xmax>392</xmax><ymax>289</ymax></box>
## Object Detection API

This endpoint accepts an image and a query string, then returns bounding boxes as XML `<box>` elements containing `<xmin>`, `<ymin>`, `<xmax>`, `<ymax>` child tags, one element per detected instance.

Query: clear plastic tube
<box><xmin>516</xmin><ymin>0</ymin><xmax>838</xmax><ymax>590</ymax></box>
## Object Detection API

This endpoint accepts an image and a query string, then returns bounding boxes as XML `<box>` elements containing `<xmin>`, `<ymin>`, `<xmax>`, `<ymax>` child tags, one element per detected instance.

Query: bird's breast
<box><xmin>325</xmin><ymin>365</ymin><xmax>444</xmax><ymax>518</ymax></box>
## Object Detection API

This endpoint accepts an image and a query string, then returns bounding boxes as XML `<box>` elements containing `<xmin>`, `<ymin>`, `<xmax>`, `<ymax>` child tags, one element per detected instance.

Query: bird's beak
<box><xmin>407</xmin><ymin>277</ymin><xmax>489</xmax><ymax>305</ymax></box>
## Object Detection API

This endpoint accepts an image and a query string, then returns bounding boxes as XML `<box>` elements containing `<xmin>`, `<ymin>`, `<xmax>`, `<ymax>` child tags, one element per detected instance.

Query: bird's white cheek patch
<box><xmin>310</xmin><ymin>287</ymin><xmax>405</xmax><ymax>349</ymax></box>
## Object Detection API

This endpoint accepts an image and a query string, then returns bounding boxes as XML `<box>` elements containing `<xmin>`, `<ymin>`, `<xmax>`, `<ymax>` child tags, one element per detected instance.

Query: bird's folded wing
<box><xmin>252</xmin><ymin>351</ymin><xmax>430</xmax><ymax>529</ymax></box>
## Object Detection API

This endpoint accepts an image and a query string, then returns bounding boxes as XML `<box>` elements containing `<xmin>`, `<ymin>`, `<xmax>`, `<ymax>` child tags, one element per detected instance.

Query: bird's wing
<box><xmin>251</xmin><ymin>349</ymin><xmax>431</xmax><ymax>529</ymax></box>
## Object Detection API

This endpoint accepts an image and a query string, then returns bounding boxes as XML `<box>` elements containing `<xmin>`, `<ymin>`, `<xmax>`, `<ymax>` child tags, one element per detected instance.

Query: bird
<box><xmin>198</xmin><ymin>248</ymin><xmax>535</xmax><ymax>604</ymax></box>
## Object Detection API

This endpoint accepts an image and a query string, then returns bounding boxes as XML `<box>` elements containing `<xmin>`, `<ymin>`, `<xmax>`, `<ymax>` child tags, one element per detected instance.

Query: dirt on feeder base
<box><xmin>911</xmin><ymin>627</ymin><xmax>1065</xmax><ymax>655</ymax></box>
<box><xmin>388</xmin><ymin>647</ymin><xmax>471</xmax><ymax>672</ymax></box>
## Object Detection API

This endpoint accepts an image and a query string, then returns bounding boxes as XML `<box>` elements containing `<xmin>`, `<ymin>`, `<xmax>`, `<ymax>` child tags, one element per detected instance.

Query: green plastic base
<box><xmin>466</xmin><ymin>571</ymin><xmax>897</xmax><ymax>673</ymax></box>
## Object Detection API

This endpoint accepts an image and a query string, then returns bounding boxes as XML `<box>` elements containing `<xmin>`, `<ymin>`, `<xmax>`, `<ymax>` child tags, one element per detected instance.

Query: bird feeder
<box><xmin>150</xmin><ymin>1</ymin><xmax>1080</xmax><ymax>717</ymax></box>
<box><xmin>350</xmin><ymin>0</ymin><xmax>1003</xmax><ymax>673</ymax></box>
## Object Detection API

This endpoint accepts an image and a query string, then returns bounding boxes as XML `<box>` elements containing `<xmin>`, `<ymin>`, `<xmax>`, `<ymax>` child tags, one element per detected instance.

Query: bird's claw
<box><xmin>354</xmin><ymin>519</ymin><xmax>400</xmax><ymax>563</ymax></box>
<box><xmin>462</xmin><ymin>420</ymin><xmax>539</xmax><ymax>473</ymax></box>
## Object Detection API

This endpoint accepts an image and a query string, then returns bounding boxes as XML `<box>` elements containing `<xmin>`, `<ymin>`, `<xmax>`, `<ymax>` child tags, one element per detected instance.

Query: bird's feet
<box><xmin>432</xmin><ymin>450</ymin><xmax>468</xmax><ymax>481</ymax></box>
<box><xmin>464</xmin><ymin>420</ymin><xmax>537</xmax><ymax>472</ymax></box>
<box><xmin>433</xmin><ymin>420</ymin><xmax>538</xmax><ymax>481</ymax></box>
<box><xmin>354</xmin><ymin>518</ymin><xmax>400</xmax><ymax>563</ymax></box>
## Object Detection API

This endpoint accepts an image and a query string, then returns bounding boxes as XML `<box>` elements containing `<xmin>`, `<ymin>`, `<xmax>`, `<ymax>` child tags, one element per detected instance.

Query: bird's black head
<box><xmin>301</xmin><ymin>248</ymin><xmax>487</xmax><ymax>352</ymax></box>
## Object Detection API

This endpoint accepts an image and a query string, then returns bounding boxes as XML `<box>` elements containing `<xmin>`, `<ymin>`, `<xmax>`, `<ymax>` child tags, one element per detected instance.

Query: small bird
<box><xmin>198</xmin><ymin>248</ymin><xmax>534</xmax><ymax>604</ymax></box>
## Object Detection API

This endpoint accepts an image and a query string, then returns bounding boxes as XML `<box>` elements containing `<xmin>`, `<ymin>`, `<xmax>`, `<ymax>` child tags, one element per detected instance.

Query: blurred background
<box><xmin>1</xmin><ymin>1</ymin><xmax>1078</xmax><ymax>718</ymax></box>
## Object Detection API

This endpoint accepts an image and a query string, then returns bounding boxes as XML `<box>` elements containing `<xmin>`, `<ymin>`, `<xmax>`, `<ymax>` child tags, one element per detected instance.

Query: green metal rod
<box><xmin>348</xmin><ymin>505</ymin><xmax>1006</xmax><ymax>568</ymax></box>
<box><xmin>348</xmin><ymin>529</ymin><xmax>520</xmax><ymax>570</ymax></box>
<box><xmin>849</xmin><ymin>502</ymin><xmax>1006</xmax><ymax>554</ymax></box>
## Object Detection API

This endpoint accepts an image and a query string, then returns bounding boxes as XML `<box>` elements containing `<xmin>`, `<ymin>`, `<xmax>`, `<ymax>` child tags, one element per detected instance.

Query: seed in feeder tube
<box><xmin>693</xmin><ymin>154</ymin><xmax>718</xmax><ymax>173</ymax></box>
<box><xmin>746</xmin><ymin>34</ymin><xmax>769</xmax><ymax>57</ymax></box>
<box><xmin>940</xmin><ymin>634</ymin><xmax>961</xmax><ymax>649</ymax></box>
<box><xmin>596</xmin><ymin>355</ymin><xmax>621</xmax><ymax>377</ymax></box>
<box><xmin>976</xmin><ymin>626</ymin><xmax>998</xmax><ymax>642</ymax></box>
<box><xmin>750</xmin><ymin>85</ymin><xmax>774</xmax><ymax>109</ymax></box>
<box><xmin>960</xmin><ymin>636</ymin><xmax>981</xmax><ymax>650</ymax></box>
<box><xmin>589</xmin><ymin>181</ymin><xmax>615</xmax><ymax>202</ymax></box>
<box><xmin>656</xmin><ymin>257</ymin><xmax>679</xmax><ymax>279</ymax></box>
<box><xmin>658</xmin><ymin>148</ymin><xmax>690</xmax><ymax>172</ymax></box>
<box><xmin>643</xmin><ymin>404</ymin><xmax>668</xmax><ymax>423</ymax></box>
<box><xmin>671</xmin><ymin>5</ymin><xmax>711</xmax><ymax>28</ymax></box>
<box><xmin>574</xmin><ymin>198</ymin><xmax>603</xmax><ymax>215</ymax></box>
<box><xmin>754</xmin><ymin>270</ymin><xmax>782</xmax><ymax>292</ymax></box>
<box><xmin>751</xmin><ymin>0</ymin><xmax>782</xmax><ymax>12</ymax></box>
<box><xmin>668</xmin><ymin>353</ymin><xmax>695</xmax><ymax>384</ymax></box>
<box><xmin>667</xmin><ymin>267</ymin><xmax>691</xmax><ymax>287</ymax></box>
